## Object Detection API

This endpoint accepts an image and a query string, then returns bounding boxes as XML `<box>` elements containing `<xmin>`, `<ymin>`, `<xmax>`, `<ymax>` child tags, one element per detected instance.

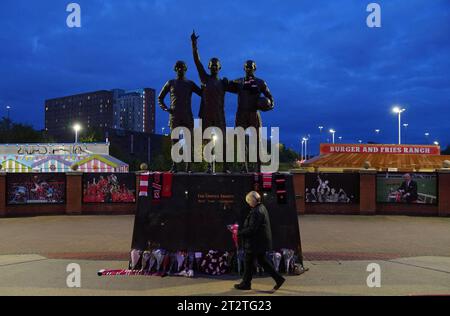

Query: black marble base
<box><xmin>131</xmin><ymin>173</ymin><xmax>302</xmax><ymax>259</ymax></box>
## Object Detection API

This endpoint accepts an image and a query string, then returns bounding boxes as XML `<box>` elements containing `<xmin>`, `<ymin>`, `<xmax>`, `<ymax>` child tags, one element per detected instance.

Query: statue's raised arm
<box><xmin>191</xmin><ymin>30</ymin><xmax>208</xmax><ymax>84</ymax></box>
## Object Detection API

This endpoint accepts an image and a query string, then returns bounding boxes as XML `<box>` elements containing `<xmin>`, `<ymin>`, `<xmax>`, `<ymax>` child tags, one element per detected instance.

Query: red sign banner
<box><xmin>320</xmin><ymin>144</ymin><xmax>441</xmax><ymax>155</ymax></box>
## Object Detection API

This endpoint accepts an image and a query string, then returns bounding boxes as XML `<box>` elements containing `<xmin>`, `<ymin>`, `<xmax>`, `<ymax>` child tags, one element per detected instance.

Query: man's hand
<box><xmin>191</xmin><ymin>30</ymin><xmax>199</xmax><ymax>45</ymax></box>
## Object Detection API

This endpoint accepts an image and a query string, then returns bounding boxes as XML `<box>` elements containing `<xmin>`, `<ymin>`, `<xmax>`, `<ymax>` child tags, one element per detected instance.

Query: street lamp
<box><xmin>300</xmin><ymin>138</ymin><xmax>305</xmax><ymax>161</ymax></box>
<box><xmin>6</xmin><ymin>105</ymin><xmax>11</xmax><ymax>120</ymax></box>
<box><xmin>73</xmin><ymin>123</ymin><xmax>82</xmax><ymax>143</ymax></box>
<box><xmin>329</xmin><ymin>129</ymin><xmax>336</xmax><ymax>144</ymax></box>
<box><xmin>303</xmin><ymin>137</ymin><xmax>309</xmax><ymax>160</ymax></box>
<box><xmin>392</xmin><ymin>106</ymin><xmax>406</xmax><ymax>145</ymax></box>
<box><xmin>433</xmin><ymin>141</ymin><xmax>439</xmax><ymax>146</ymax></box>
<box><xmin>403</xmin><ymin>124</ymin><xmax>408</xmax><ymax>144</ymax></box>
<box><xmin>358</xmin><ymin>140</ymin><xmax>363</xmax><ymax>144</ymax></box>
<box><xmin>338</xmin><ymin>136</ymin><xmax>343</xmax><ymax>143</ymax></box>
<box><xmin>424</xmin><ymin>132</ymin><xmax>430</xmax><ymax>144</ymax></box>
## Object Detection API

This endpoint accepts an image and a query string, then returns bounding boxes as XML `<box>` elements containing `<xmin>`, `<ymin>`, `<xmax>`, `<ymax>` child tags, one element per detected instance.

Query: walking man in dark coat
<box><xmin>235</xmin><ymin>191</ymin><xmax>285</xmax><ymax>291</ymax></box>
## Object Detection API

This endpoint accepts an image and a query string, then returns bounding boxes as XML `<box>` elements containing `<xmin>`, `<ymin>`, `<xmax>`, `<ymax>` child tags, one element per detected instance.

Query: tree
<box><xmin>0</xmin><ymin>117</ymin><xmax>50</xmax><ymax>143</ymax></box>
<box><xmin>442</xmin><ymin>146</ymin><xmax>450</xmax><ymax>155</ymax></box>
<box><xmin>79</xmin><ymin>128</ymin><xmax>103</xmax><ymax>143</ymax></box>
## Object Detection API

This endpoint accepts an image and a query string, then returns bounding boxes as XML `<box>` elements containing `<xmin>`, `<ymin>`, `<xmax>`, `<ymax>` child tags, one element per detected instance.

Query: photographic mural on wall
<box><xmin>6</xmin><ymin>173</ymin><xmax>66</xmax><ymax>205</ymax></box>
<box><xmin>83</xmin><ymin>173</ymin><xmax>136</xmax><ymax>203</ymax></box>
<box><xmin>305</xmin><ymin>173</ymin><xmax>360</xmax><ymax>204</ymax></box>
<box><xmin>377</xmin><ymin>172</ymin><xmax>437</xmax><ymax>204</ymax></box>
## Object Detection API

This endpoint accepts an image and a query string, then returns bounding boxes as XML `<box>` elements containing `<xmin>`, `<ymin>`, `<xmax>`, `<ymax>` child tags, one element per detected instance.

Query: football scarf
<box><xmin>253</xmin><ymin>173</ymin><xmax>261</xmax><ymax>192</ymax></box>
<box><xmin>275</xmin><ymin>174</ymin><xmax>287</xmax><ymax>204</ymax></box>
<box><xmin>162</xmin><ymin>172</ymin><xmax>173</xmax><ymax>198</ymax></box>
<box><xmin>139</xmin><ymin>172</ymin><xmax>150</xmax><ymax>197</ymax></box>
<box><xmin>262</xmin><ymin>173</ymin><xmax>273</xmax><ymax>191</ymax></box>
<box><xmin>97</xmin><ymin>269</ymin><xmax>167</xmax><ymax>277</ymax></box>
<box><xmin>152</xmin><ymin>172</ymin><xmax>162</xmax><ymax>204</ymax></box>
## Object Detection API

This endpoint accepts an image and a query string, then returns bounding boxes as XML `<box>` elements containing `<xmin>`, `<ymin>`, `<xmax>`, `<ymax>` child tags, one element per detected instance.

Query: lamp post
<box><xmin>425</xmin><ymin>132</ymin><xmax>430</xmax><ymax>144</ymax></box>
<box><xmin>73</xmin><ymin>123</ymin><xmax>82</xmax><ymax>143</ymax></box>
<box><xmin>338</xmin><ymin>136</ymin><xmax>343</xmax><ymax>143</ymax></box>
<box><xmin>303</xmin><ymin>137</ymin><xmax>309</xmax><ymax>160</ymax></box>
<box><xmin>374</xmin><ymin>129</ymin><xmax>380</xmax><ymax>143</ymax></box>
<box><xmin>433</xmin><ymin>141</ymin><xmax>439</xmax><ymax>146</ymax></box>
<box><xmin>403</xmin><ymin>124</ymin><xmax>408</xmax><ymax>144</ymax></box>
<box><xmin>6</xmin><ymin>105</ymin><xmax>11</xmax><ymax>120</ymax></box>
<box><xmin>392</xmin><ymin>106</ymin><xmax>405</xmax><ymax>145</ymax></box>
<box><xmin>329</xmin><ymin>129</ymin><xmax>336</xmax><ymax>144</ymax></box>
<box><xmin>300</xmin><ymin>139</ymin><xmax>305</xmax><ymax>161</ymax></box>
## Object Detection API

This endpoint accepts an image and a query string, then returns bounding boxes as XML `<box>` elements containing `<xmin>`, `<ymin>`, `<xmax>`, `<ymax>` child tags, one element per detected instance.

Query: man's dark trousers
<box><xmin>242</xmin><ymin>252</ymin><xmax>283</xmax><ymax>286</ymax></box>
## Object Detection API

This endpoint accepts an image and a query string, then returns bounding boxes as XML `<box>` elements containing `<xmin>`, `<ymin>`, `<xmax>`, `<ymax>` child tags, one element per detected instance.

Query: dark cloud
<box><xmin>0</xmin><ymin>0</ymin><xmax>448</xmax><ymax>151</ymax></box>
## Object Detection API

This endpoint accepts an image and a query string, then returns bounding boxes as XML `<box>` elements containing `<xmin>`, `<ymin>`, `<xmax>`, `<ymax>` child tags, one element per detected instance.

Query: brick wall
<box><xmin>291</xmin><ymin>169</ymin><xmax>449</xmax><ymax>217</ymax></box>
<box><xmin>0</xmin><ymin>172</ymin><xmax>137</xmax><ymax>217</ymax></box>
<box><xmin>1</xmin><ymin>170</ymin><xmax>449</xmax><ymax>217</ymax></box>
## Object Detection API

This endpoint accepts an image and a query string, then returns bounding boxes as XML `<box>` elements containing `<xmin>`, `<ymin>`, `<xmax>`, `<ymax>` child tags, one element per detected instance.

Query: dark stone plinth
<box><xmin>131</xmin><ymin>173</ymin><xmax>302</xmax><ymax>256</ymax></box>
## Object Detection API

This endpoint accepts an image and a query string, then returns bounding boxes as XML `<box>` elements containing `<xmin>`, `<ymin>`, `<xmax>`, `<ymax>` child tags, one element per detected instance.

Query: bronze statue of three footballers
<box><xmin>158</xmin><ymin>31</ymin><xmax>274</xmax><ymax>173</ymax></box>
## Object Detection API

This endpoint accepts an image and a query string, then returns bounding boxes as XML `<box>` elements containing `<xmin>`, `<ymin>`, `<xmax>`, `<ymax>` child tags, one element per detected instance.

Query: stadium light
<box><xmin>5</xmin><ymin>105</ymin><xmax>11</xmax><ymax>120</ymax></box>
<box><xmin>329</xmin><ymin>129</ymin><xmax>336</xmax><ymax>144</ymax></box>
<box><xmin>392</xmin><ymin>106</ymin><xmax>405</xmax><ymax>144</ymax></box>
<box><xmin>300</xmin><ymin>138</ymin><xmax>305</xmax><ymax>161</ymax></box>
<box><xmin>402</xmin><ymin>124</ymin><xmax>408</xmax><ymax>143</ymax></box>
<box><xmin>303</xmin><ymin>137</ymin><xmax>309</xmax><ymax>160</ymax></box>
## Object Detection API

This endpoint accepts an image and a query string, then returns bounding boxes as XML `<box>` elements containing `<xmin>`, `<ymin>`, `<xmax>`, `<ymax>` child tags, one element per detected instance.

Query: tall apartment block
<box><xmin>45</xmin><ymin>88</ymin><xmax>155</xmax><ymax>141</ymax></box>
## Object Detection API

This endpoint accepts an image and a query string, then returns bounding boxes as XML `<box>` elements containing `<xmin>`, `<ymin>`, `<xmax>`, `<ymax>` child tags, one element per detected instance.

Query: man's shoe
<box><xmin>273</xmin><ymin>278</ymin><xmax>285</xmax><ymax>291</ymax></box>
<box><xmin>206</xmin><ymin>164</ymin><xmax>213</xmax><ymax>174</ymax></box>
<box><xmin>234</xmin><ymin>283</ymin><xmax>251</xmax><ymax>290</ymax></box>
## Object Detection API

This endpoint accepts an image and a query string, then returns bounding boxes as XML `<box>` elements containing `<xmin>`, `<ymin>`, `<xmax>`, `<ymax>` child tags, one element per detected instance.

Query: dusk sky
<box><xmin>0</xmin><ymin>0</ymin><xmax>448</xmax><ymax>153</ymax></box>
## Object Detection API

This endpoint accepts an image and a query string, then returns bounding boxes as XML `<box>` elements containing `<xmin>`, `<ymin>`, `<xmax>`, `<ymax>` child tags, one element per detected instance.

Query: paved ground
<box><xmin>0</xmin><ymin>215</ymin><xmax>449</xmax><ymax>296</ymax></box>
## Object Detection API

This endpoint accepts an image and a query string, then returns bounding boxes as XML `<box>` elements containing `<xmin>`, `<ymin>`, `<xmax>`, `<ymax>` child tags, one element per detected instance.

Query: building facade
<box><xmin>45</xmin><ymin>88</ymin><xmax>155</xmax><ymax>141</ymax></box>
